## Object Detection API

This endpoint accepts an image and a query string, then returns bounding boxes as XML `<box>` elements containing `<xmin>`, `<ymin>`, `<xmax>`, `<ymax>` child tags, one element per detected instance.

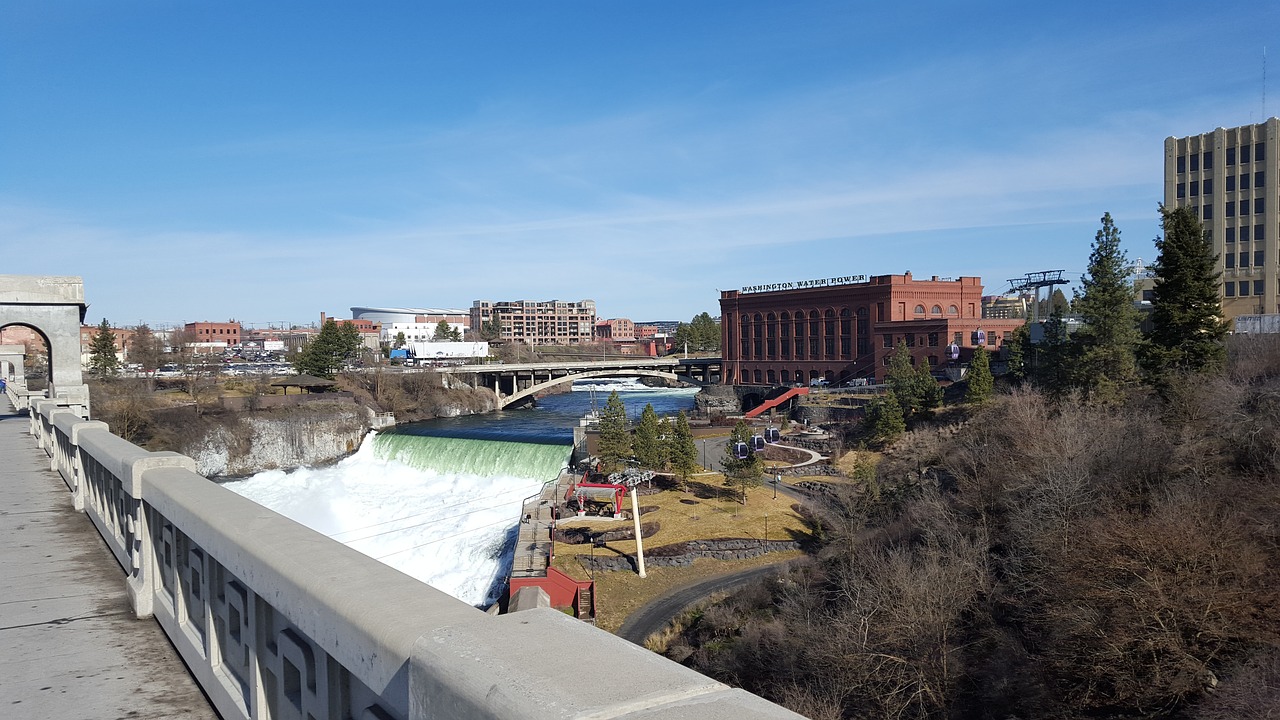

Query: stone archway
<box><xmin>0</xmin><ymin>275</ymin><xmax>89</xmax><ymax>412</ymax></box>
<box><xmin>0</xmin><ymin>343</ymin><xmax>26</xmax><ymax>384</ymax></box>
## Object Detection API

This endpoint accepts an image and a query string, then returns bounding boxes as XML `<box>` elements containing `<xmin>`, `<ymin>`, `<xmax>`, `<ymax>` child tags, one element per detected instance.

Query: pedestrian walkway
<box><xmin>0</xmin><ymin>397</ymin><xmax>218</xmax><ymax>720</ymax></box>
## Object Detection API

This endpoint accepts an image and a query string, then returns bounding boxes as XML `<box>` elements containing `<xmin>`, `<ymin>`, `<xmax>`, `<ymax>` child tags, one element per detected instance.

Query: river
<box><xmin>223</xmin><ymin>379</ymin><xmax>699</xmax><ymax>607</ymax></box>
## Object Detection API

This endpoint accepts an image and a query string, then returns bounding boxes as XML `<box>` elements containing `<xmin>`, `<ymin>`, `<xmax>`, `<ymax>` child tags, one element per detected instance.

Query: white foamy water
<box><xmin>223</xmin><ymin>433</ymin><xmax>555</xmax><ymax>607</ymax></box>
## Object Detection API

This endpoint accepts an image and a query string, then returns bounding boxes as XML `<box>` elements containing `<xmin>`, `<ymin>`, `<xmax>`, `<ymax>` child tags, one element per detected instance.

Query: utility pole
<box><xmin>630</xmin><ymin>488</ymin><xmax>646</xmax><ymax>578</ymax></box>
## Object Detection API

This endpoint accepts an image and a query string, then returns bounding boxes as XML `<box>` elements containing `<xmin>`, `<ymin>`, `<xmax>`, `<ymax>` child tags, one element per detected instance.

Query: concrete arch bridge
<box><xmin>436</xmin><ymin>357</ymin><xmax>722</xmax><ymax>409</ymax></box>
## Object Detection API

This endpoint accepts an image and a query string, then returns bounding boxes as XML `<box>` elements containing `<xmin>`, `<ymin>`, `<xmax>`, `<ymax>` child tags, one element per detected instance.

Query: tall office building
<box><xmin>1164</xmin><ymin>118</ymin><xmax>1280</xmax><ymax>321</ymax></box>
<box><xmin>470</xmin><ymin>299</ymin><xmax>597</xmax><ymax>345</ymax></box>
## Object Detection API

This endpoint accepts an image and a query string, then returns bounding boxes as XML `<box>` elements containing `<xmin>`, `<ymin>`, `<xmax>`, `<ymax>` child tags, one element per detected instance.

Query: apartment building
<box><xmin>470</xmin><ymin>299</ymin><xmax>596</xmax><ymax>345</ymax></box>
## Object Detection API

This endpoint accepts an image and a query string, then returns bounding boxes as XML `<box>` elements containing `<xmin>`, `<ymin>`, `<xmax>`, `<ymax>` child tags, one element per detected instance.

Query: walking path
<box><xmin>0</xmin><ymin>397</ymin><xmax>218</xmax><ymax>720</ymax></box>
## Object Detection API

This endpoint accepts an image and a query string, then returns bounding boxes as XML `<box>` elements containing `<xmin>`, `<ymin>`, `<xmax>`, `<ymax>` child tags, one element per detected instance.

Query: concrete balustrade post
<box><xmin>52</xmin><ymin>414</ymin><xmax>109</xmax><ymax>511</ymax></box>
<box><xmin>125</xmin><ymin>453</ymin><xmax>197</xmax><ymax>618</ymax></box>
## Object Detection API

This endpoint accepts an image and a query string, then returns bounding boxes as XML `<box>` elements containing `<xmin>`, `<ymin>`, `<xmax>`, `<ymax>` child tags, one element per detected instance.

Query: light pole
<box><xmin>764</xmin><ymin>513</ymin><xmax>768</xmax><ymax>546</ymax></box>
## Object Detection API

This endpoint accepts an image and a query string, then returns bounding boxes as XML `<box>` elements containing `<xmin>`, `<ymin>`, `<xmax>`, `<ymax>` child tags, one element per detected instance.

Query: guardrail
<box><xmin>24</xmin><ymin>398</ymin><xmax>802</xmax><ymax>720</ymax></box>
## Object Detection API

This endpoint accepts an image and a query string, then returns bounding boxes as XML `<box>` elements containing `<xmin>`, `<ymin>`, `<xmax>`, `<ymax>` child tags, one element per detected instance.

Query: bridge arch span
<box><xmin>0</xmin><ymin>275</ymin><xmax>89</xmax><ymax>409</ymax></box>
<box><xmin>499</xmin><ymin>369</ymin><xmax>689</xmax><ymax>409</ymax></box>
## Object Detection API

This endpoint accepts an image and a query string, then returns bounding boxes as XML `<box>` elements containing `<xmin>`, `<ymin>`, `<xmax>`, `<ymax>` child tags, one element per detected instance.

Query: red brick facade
<box><xmin>720</xmin><ymin>272</ymin><xmax>1022</xmax><ymax>385</ymax></box>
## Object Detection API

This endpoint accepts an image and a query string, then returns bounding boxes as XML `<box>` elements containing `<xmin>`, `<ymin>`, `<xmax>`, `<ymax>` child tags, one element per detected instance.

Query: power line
<box><xmin>373</xmin><ymin>516</ymin><xmax>517</xmax><ymax>560</ymax></box>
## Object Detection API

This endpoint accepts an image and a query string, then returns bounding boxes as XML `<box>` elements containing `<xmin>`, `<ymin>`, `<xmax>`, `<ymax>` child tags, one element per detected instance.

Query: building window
<box><xmin>1240</xmin><ymin>281</ymin><xmax>1251</xmax><ymax>296</ymax></box>
<box><xmin>931</xmin><ymin>305</ymin><xmax>942</xmax><ymax>315</ymax></box>
<box><xmin>1190</xmin><ymin>180</ymin><xmax>1199</xmax><ymax>196</ymax></box>
<box><xmin>1242</xmin><ymin>225</ymin><xmax>1251</xmax><ymax>241</ymax></box>
<box><xmin>1227</xmin><ymin>227</ymin><xmax>1236</xmax><ymax>243</ymax></box>
<box><xmin>1191</xmin><ymin>154</ymin><xmax>1200</xmax><ymax>171</ymax></box>
<box><xmin>988</xmin><ymin>332</ymin><xmax>997</xmax><ymax>346</ymax></box>
<box><xmin>905</xmin><ymin>333</ymin><xmax>915</xmax><ymax>347</ymax></box>
<box><xmin>1203</xmin><ymin>178</ymin><xmax>1213</xmax><ymax>195</ymax></box>
<box><xmin>1256</xmin><ymin>249</ymin><xmax>1265</xmax><ymax>267</ymax></box>
<box><xmin>954</xmin><ymin>332</ymin><xmax>963</xmax><ymax>345</ymax></box>
<box><xmin>754</xmin><ymin>369</ymin><xmax>763</xmax><ymax>384</ymax></box>
<box><xmin>1226</xmin><ymin>282</ymin><xmax>1236</xmax><ymax>297</ymax></box>
<box><xmin>1242</xmin><ymin>173</ymin><xmax>1251</xmax><ymax>190</ymax></box>
<box><xmin>1228</xmin><ymin>147</ymin><xmax>1237</xmax><ymax>165</ymax></box>
<box><xmin>1204</xmin><ymin>150</ymin><xmax>1214</xmax><ymax>170</ymax></box>
<box><xmin>1177</xmin><ymin>155</ymin><xmax>1186</xmax><ymax>173</ymax></box>
<box><xmin>914</xmin><ymin>304</ymin><xmax>925</xmax><ymax>314</ymax></box>
<box><xmin>1226</xmin><ymin>252</ymin><xmax>1236</xmax><ymax>268</ymax></box>
<box><xmin>1240</xmin><ymin>251</ymin><xmax>1249</xmax><ymax>268</ymax></box>
<box><xmin>1257</xmin><ymin>142</ymin><xmax>1266</xmax><ymax>163</ymax></box>
<box><xmin>1203</xmin><ymin>205</ymin><xmax>1213</xmax><ymax>220</ymax></box>
<box><xmin>1255</xmin><ymin>280</ymin><xmax>1265</xmax><ymax>297</ymax></box>
<box><xmin>1177</xmin><ymin>183</ymin><xmax>1186</xmax><ymax>198</ymax></box>
<box><xmin>1256</xmin><ymin>224</ymin><xmax>1265</xmax><ymax>241</ymax></box>
<box><xmin>928</xmin><ymin>331</ymin><xmax>939</xmax><ymax>346</ymax></box>
<box><xmin>1227</xmin><ymin>175</ymin><xmax>1236</xmax><ymax>191</ymax></box>
<box><xmin>1227</xmin><ymin>201</ymin><xmax>1236</xmax><ymax>217</ymax></box>
<box><xmin>1240</xmin><ymin>200</ymin><xmax>1250</xmax><ymax>216</ymax></box>
<box><xmin>1256</xmin><ymin>197</ymin><xmax>1266</xmax><ymax>215</ymax></box>
<box><xmin>882</xmin><ymin>334</ymin><xmax>893</xmax><ymax>348</ymax></box>
<box><xmin>948</xmin><ymin>305</ymin><xmax>958</xmax><ymax>315</ymax></box>
<box><xmin>1255</xmin><ymin>170</ymin><xmax>1265</xmax><ymax>187</ymax></box>
<box><xmin>766</xmin><ymin>369</ymin><xmax>776</xmax><ymax>384</ymax></box>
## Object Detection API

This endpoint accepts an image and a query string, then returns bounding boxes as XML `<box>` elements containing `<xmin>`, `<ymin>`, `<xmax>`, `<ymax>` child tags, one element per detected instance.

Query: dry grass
<box><xmin>587</xmin><ymin>551</ymin><xmax>804</xmax><ymax>633</ymax></box>
<box><xmin>550</xmin><ymin>474</ymin><xmax>809</xmax><ymax>632</ymax></box>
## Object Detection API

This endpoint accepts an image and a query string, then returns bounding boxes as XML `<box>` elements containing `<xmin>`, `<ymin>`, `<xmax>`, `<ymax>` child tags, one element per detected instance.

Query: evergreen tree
<box><xmin>966</xmin><ymin>346</ymin><xmax>993</xmax><ymax>404</ymax></box>
<box><xmin>394</xmin><ymin>331</ymin><xmax>406</xmax><ymax>349</ymax></box>
<box><xmin>863</xmin><ymin>389</ymin><xmax>905</xmax><ymax>447</ymax></box>
<box><xmin>88</xmin><ymin>318</ymin><xmax>121</xmax><ymax>379</ymax></box>
<box><xmin>1037</xmin><ymin>307</ymin><xmax>1076</xmax><ymax>401</ymax></box>
<box><xmin>721</xmin><ymin>419</ymin><xmax>763</xmax><ymax>503</ymax></box>
<box><xmin>432</xmin><ymin>320</ymin><xmax>453</xmax><ymax>341</ymax></box>
<box><xmin>668</xmin><ymin>411</ymin><xmax>699</xmax><ymax>488</ymax></box>
<box><xmin>674</xmin><ymin>312</ymin><xmax>721</xmax><ymax>352</ymax></box>
<box><xmin>1141</xmin><ymin>205</ymin><xmax>1228</xmax><ymax>384</ymax></box>
<box><xmin>885</xmin><ymin>341</ymin><xmax>940</xmax><ymax>418</ymax></box>
<box><xmin>294</xmin><ymin>319</ymin><xmax>361</xmax><ymax>379</ymax></box>
<box><xmin>1004</xmin><ymin>323</ymin><xmax>1030</xmax><ymax>382</ymax></box>
<box><xmin>1073</xmin><ymin>212</ymin><xmax>1142</xmax><ymax>403</ymax></box>
<box><xmin>596</xmin><ymin>391</ymin><xmax>632</xmax><ymax>473</ymax></box>
<box><xmin>633</xmin><ymin>403</ymin><xmax>666</xmax><ymax>470</ymax></box>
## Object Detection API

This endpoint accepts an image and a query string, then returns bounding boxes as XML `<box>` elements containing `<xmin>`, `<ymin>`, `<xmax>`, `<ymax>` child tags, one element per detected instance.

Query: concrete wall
<box><xmin>28</xmin><ymin>399</ymin><xmax>804</xmax><ymax>720</ymax></box>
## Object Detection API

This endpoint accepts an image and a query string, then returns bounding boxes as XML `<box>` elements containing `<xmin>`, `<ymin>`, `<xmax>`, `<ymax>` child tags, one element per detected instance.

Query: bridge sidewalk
<box><xmin>0</xmin><ymin>398</ymin><xmax>219</xmax><ymax>720</ymax></box>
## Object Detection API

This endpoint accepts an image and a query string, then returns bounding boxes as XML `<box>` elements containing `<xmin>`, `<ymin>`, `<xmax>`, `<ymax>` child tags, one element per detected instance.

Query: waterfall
<box><xmin>373</xmin><ymin>433</ymin><xmax>571</xmax><ymax>481</ymax></box>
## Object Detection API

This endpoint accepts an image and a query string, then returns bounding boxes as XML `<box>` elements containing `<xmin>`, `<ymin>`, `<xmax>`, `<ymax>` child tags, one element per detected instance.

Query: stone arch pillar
<box><xmin>0</xmin><ymin>344</ymin><xmax>25</xmax><ymax>385</ymax></box>
<box><xmin>0</xmin><ymin>275</ymin><xmax>89</xmax><ymax>413</ymax></box>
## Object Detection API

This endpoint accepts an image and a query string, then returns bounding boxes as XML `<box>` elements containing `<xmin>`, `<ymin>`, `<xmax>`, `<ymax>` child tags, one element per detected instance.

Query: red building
<box><xmin>184</xmin><ymin>321</ymin><xmax>242</xmax><ymax>350</ymax></box>
<box><xmin>720</xmin><ymin>272</ymin><xmax>1023</xmax><ymax>385</ymax></box>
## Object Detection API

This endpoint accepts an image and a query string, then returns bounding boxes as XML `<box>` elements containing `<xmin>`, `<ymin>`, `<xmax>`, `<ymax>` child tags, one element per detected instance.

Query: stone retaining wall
<box><xmin>582</xmin><ymin>538</ymin><xmax>799</xmax><ymax>573</ymax></box>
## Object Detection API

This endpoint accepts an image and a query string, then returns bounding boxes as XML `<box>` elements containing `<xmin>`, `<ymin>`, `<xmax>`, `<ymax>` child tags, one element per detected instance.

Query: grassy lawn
<box><xmin>550</xmin><ymin>472</ymin><xmax>811</xmax><ymax>632</ymax></box>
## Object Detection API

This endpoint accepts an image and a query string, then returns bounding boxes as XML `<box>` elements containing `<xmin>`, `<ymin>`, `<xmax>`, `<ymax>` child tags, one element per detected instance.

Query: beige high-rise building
<box><xmin>1164</xmin><ymin>118</ymin><xmax>1280</xmax><ymax>322</ymax></box>
<box><xmin>470</xmin><ymin>299</ymin><xmax>596</xmax><ymax>345</ymax></box>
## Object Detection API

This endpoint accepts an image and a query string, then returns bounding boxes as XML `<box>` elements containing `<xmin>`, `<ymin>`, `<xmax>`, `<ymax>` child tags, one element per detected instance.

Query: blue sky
<box><xmin>3</xmin><ymin>1</ymin><xmax>1277</xmax><ymax>328</ymax></box>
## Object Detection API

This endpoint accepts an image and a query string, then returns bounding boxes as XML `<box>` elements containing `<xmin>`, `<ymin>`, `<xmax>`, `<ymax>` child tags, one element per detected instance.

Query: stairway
<box><xmin>744</xmin><ymin>386</ymin><xmax>809</xmax><ymax>418</ymax></box>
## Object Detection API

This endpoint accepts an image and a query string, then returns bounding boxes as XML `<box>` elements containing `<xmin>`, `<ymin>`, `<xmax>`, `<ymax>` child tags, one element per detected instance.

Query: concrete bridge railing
<box><xmin>25</xmin><ymin>399</ymin><xmax>802</xmax><ymax>720</ymax></box>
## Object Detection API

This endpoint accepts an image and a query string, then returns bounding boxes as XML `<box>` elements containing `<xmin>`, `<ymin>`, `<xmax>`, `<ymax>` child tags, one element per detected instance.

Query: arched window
<box><xmin>753</xmin><ymin>369</ymin><xmax>763</xmax><ymax>384</ymax></box>
<box><xmin>914</xmin><ymin>304</ymin><xmax>926</xmax><ymax>314</ymax></box>
<box><xmin>931</xmin><ymin>305</ymin><xmax>943</xmax><ymax>315</ymax></box>
<box><xmin>948</xmin><ymin>305</ymin><xmax>959</xmax><ymax>315</ymax></box>
<box><xmin>766</xmin><ymin>369</ymin><xmax>776</xmax><ymax>384</ymax></box>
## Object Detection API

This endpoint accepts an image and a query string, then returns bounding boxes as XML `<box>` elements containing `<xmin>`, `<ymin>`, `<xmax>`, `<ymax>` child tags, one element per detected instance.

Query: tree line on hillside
<box><xmin>666</xmin><ymin>206</ymin><xmax>1279</xmax><ymax>719</ymax></box>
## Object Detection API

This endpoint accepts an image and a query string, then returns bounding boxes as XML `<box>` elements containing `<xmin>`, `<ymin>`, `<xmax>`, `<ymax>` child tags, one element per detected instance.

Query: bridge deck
<box><xmin>0</xmin><ymin>397</ymin><xmax>218</xmax><ymax>720</ymax></box>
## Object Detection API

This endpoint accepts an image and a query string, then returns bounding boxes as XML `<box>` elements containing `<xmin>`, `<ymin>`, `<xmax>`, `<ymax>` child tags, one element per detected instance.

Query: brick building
<box><xmin>720</xmin><ymin>272</ymin><xmax>1023</xmax><ymax>385</ymax></box>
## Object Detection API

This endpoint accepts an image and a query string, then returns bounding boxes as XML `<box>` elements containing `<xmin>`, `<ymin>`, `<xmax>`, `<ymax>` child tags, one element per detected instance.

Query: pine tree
<box><xmin>721</xmin><ymin>420</ymin><xmax>763</xmax><ymax>503</ymax></box>
<box><xmin>863</xmin><ymin>389</ymin><xmax>905</xmax><ymax>447</ymax></box>
<box><xmin>432</xmin><ymin>320</ymin><xmax>453</xmax><ymax>341</ymax></box>
<box><xmin>1004</xmin><ymin>323</ymin><xmax>1030</xmax><ymax>382</ymax></box>
<box><xmin>966</xmin><ymin>346</ymin><xmax>993</xmax><ymax>404</ymax></box>
<box><xmin>294</xmin><ymin>318</ymin><xmax>361</xmax><ymax>378</ymax></box>
<box><xmin>668</xmin><ymin>411</ymin><xmax>698</xmax><ymax>488</ymax></box>
<box><xmin>1037</xmin><ymin>307</ymin><xmax>1076</xmax><ymax>401</ymax></box>
<box><xmin>885</xmin><ymin>341</ymin><xmax>940</xmax><ymax>418</ymax></box>
<box><xmin>88</xmin><ymin>318</ymin><xmax>121</xmax><ymax>379</ymax></box>
<box><xmin>633</xmin><ymin>403</ymin><xmax>666</xmax><ymax>470</ymax></box>
<box><xmin>1141</xmin><ymin>205</ymin><xmax>1228</xmax><ymax>385</ymax></box>
<box><xmin>1073</xmin><ymin>212</ymin><xmax>1142</xmax><ymax>403</ymax></box>
<box><xmin>596</xmin><ymin>390</ymin><xmax>632</xmax><ymax>473</ymax></box>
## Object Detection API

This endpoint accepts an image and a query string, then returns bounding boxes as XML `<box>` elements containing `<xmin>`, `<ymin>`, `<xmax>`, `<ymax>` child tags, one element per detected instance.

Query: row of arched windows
<box><xmin>914</xmin><ymin>304</ymin><xmax>960</xmax><ymax>316</ymax></box>
<box><xmin>735</xmin><ymin>307</ymin><xmax>871</xmax><ymax>362</ymax></box>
